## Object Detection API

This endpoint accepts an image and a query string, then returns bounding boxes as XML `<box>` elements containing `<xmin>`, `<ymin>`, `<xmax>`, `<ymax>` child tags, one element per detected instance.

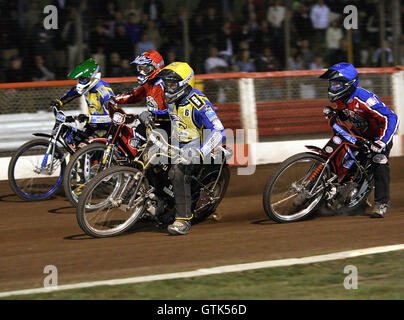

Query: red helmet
<box><xmin>131</xmin><ymin>50</ymin><xmax>165</xmax><ymax>85</ymax></box>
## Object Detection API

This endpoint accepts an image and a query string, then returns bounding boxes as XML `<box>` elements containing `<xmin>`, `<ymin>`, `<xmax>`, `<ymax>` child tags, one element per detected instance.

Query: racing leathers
<box><xmin>56</xmin><ymin>80</ymin><xmax>114</xmax><ymax>127</ymax></box>
<box><xmin>114</xmin><ymin>77</ymin><xmax>167</xmax><ymax>111</ymax></box>
<box><xmin>334</xmin><ymin>87</ymin><xmax>399</xmax><ymax>205</ymax></box>
<box><xmin>151</xmin><ymin>88</ymin><xmax>226</xmax><ymax>221</ymax></box>
<box><xmin>114</xmin><ymin>77</ymin><xmax>169</xmax><ymax>138</ymax></box>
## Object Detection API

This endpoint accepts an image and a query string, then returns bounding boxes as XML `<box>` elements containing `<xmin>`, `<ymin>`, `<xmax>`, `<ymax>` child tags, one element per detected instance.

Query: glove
<box><xmin>139</xmin><ymin>111</ymin><xmax>154</xmax><ymax>126</ymax></box>
<box><xmin>370</xmin><ymin>140</ymin><xmax>386</xmax><ymax>153</ymax></box>
<box><xmin>105</xmin><ymin>96</ymin><xmax>116</xmax><ymax>107</ymax></box>
<box><xmin>77</xmin><ymin>114</ymin><xmax>89</xmax><ymax>123</ymax></box>
<box><xmin>65</xmin><ymin>115</ymin><xmax>75</xmax><ymax>123</ymax></box>
<box><xmin>49</xmin><ymin>100</ymin><xmax>62</xmax><ymax>110</ymax></box>
<box><xmin>323</xmin><ymin>106</ymin><xmax>334</xmax><ymax>119</ymax></box>
<box><xmin>180</xmin><ymin>148</ymin><xmax>202</xmax><ymax>165</ymax></box>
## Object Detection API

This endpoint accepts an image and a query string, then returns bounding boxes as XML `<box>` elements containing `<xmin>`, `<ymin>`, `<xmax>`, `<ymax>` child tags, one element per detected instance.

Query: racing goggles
<box><xmin>328</xmin><ymin>80</ymin><xmax>345</xmax><ymax>93</ymax></box>
<box><xmin>137</xmin><ymin>64</ymin><xmax>154</xmax><ymax>76</ymax></box>
<box><xmin>78</xmin><ymin>76</ymin><xmax>91</xmax><ymax>85</ymax></box>
<box><xmin>164</xmin><ymin>80</ymin><xmax>179</xmax><ymax>94</ymax></box>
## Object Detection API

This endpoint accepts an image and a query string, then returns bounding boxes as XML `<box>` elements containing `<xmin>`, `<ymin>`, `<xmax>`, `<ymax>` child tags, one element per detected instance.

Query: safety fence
<box><xmin>0</xmin><ymin>68</ymin><xmax>403</xmax><ymax>163</ymax></box>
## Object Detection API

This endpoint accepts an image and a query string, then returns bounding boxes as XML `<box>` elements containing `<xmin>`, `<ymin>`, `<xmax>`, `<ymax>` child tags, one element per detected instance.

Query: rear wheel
<box><xmin>263</xmin><ymin>153</ymin><xmax>327</xmax><ymax>223</ymax></box>
<box><xmin>8</xmin><ymin>139</ymin><xmax>66</xmax><ymax>201</ymax></box>
<box><xmin>76</xmin><ymin>166</ymin><xmax>148</xmax><ymax>238</ymax></box>
<box><xmin>192</xmin><ymin>165</ymin><xmax>230</xmax><ymax>223</ymax></box>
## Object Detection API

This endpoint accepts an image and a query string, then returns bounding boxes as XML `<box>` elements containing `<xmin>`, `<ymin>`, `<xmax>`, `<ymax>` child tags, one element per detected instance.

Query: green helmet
<box><xmin>68</xmin><ymin>58</ymin><xmax>101</xmax><ymax>95</ymax></box>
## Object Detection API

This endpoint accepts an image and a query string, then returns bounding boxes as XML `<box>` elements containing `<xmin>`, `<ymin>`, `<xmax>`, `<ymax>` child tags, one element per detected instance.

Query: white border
<box><xmin>1</xmin><ymin>244</ymin><xmax>404</xmax><ymax>298</ymax></box>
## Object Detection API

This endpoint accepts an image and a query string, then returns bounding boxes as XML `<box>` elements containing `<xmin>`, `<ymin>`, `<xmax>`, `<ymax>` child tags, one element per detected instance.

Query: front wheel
<box><xmin>76</xmin><ymin>166</ymin><xmax>149</xmax><ymax>238</ymax></box>
<box><xmin>63</xmin><ymin>142</ymin><xmax>120</xmax><ymax>207</ymax></box>
<box><xmin>263</xmin><ymin>153</ymin><xmax>328</xmax><ymax>223</ymax></box>
<box><xmin>8</xmin><ymin>139</ymin><xmax>66</xmax><ymax>201</ymax></box>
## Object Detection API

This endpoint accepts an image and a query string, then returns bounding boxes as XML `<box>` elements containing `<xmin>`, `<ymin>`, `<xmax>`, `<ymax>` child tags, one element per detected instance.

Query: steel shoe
<box><xmin>370</xmin><ymin>203</ymin><xmax>389</xmax><ymax>218</ymax></box>
<box><xmin>167</xmin><ymin>219</ymin><xmax>191</xmax><ymax>235</ymax></box>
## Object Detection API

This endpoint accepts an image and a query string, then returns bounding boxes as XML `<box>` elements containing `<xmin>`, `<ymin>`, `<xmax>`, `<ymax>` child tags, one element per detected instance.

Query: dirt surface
<box><xmin>1</xmin><ymin>158</ymin><xmax>404</xmax><ymax>292</ymax></box>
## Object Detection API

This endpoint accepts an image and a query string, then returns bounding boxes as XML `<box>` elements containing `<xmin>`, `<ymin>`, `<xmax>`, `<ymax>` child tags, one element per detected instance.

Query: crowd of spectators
<box><xmin>0</xmin><ymin>0</ymin><xmax>403</xmax><ymax>83</ymax></box>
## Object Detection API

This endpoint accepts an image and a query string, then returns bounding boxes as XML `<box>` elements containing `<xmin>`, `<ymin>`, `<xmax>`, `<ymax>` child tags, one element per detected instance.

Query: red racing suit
<box><xmin>114</xmin><ymin>77</ymin><xmax>168</xmax><ymax>148</ymax></box>
<box><xmin>114</xmin><ymin>77</ymin><xmax>167</xmax><ymax>111</ymax></box>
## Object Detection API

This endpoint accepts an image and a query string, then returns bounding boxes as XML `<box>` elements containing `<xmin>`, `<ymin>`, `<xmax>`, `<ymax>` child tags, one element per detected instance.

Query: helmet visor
<box><xmin>137</xmin><ymin>64</ymin><xmax>154</xmax><ymax>76</ymax></box>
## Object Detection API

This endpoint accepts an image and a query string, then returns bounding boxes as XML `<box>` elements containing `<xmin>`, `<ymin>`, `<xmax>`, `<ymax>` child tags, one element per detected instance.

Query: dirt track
<box><xmin>1</xmin><ymin>158</ymin><xmax>404</xmax><ymax>292</ymax></box>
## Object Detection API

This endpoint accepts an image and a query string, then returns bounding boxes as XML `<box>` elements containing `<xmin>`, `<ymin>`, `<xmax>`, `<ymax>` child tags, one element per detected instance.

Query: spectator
<box><xmin>292</xmin><ymin>4</ymin><xmax>313</xmax><ymax>42</ymax></box>
<box><xmin>119</xmin><ymin>59</ymin><xmax>133</xmax><ymax>76</ymax></box>
<box><xmin>143</xmin><ymin>0</ymin><xmax>164</xmax><ymax>21</ymax></box>
<box><xmin>329</xmin><ymin>39</ymin><xmax>348</xmax><ymax>65</ymax></box>
<box><xmin>5</xmin><ymin>56</ymin><xmax>24</xmax><ymax>83</ymax></box>
<box><xmin>216</xmin><ymin>23</ymin><xmax>235</xmax><ymax>64</ymax></box>
<box><xmin>204</xmin><ymin>46</ymin><xmax>229</xmax><ymax>74</ymax></box>
<box><xmin>288</xmin><ymin>49</ymin><xmax>304</xmax><ymax>70</ymax></box>
<box><xmin>144</xmin><ymin>20</ymin><xmax>161</xmax><ymax>50</ymax></box>
<box><xmin>326</xmin><ymin>20</ymin><xmax>343</xmax><ymax>63</ymax></box>
<box><xmin>106</xmin><ymin>11</ymin><xmax>126</xmax><ymax>38</ymax></box>
<box><xmin>236</xmin><ymin>50</ymin><xmax>256</xmax><ymax>72</ymax></box>
<box><xmin>125</xmin><ymin>13</ymin><xmax>142</xmax><ymax>47</ymax></box>
<box><xmin>310</xmin><ymin>0</ymin><xmax>330</xmax><ymax>50</ymax></box>
<box><xmin>62</xmin><ymin>8</ymin><xmax>83</xmax><ymax>72</ymax></box>
<box><xmin>242</xmin><ymin>0</ymin><xmax>266</xmax><ymax>21</ymax></box>
<box><xmin>310</xmin><ymin>56</ymin><xmax>324</xmax><ymax>70</ymax></box>
<box><xmin>109</xmin><ymin>24</ymin><xmax>133</xmax><ymax>60</ymax></box>
<box><xmin>135</xmin><ymin>34</ymin><xmax>156</xmax><ymax>57</ymax></box>
<box><xmin>89</xmin><ymin>23</ymin><xmax>109</xmax><ymax>55</ymax></box>
<box><xmin>310</xmin><ymin>0</ymin><xmax>330</xmax><ymax>30</ymax></box>
<box><xmin>267</xmin><ymin>0</ymin><xmax>286</xmax><ymax>63</ymax></box>
<box><xmin>204</xmin><ymin>7</ymin><xmax>222</xmax><ymax>44</ymax></box>
<box><xmin>236</xmin><ymin>22</ymin><xmax>254</xmax><ymax>49</ymax></box>
<box><xmin>372</xmin><ymin>41</ymin><xmax>394</xmax><ymax>67</ymax></box>
<box><xmin>255</xmin><ymin>47</ymin><xmax>279</xmax><ymax>72</ymax></box>
<box><xmin>165</xmin><ymin>50</ymin><xmax>177</xmax><ymax>65</ymax></box>
<box><xmin>108</xmin><ymin>52</ymin><xmax>122</xmax><ymax>77</ymax></box>
<box><xmin>254</xmin><ymin>20</ymin><xmax>271</xmax><ymax>55</ymax></box>
<box><xmin>30</xmin><ymin>20</ymin><xmax>54</xmax><ymax>61</ymax></box>
<box><xmin>31</xmin><ymin>55</ymin><xmax>55</xmax><ymax>81</ymax></box>
<box><xmin>299</xmin><ymin>39</ymin><xmax>314</xmax><ymax>69</ymax></box>
<box><xmin>267</xmin><ymin>0</ymin><xmax>286</xmax><ymax>30</ymax></box>
<box><xmin>125</xmin><ymin>0</ymin><xmax>142</xmax><ymax>24</ymax></box>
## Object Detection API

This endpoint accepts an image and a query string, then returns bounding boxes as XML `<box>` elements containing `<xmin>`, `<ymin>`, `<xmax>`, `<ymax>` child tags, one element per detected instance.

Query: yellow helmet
<box><xmin>158</xmin><ymin>62</ymin><xmax>195</xmax><ymax>103</ymax></box>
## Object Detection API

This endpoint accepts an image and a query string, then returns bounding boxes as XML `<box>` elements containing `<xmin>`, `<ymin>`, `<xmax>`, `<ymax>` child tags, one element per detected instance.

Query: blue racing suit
<box><xmin>335</xmin><ymin>87</ymin><xmax>399</xmax><ymax>204</ymax></box>
<box><xmin>56</xmin><ymin>80</ymin><xmax>114</xmax><ymax>126</ymax></box>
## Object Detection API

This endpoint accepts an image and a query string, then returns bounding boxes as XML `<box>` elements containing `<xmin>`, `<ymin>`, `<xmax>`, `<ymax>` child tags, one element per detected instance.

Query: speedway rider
<box><xmin>320</xmin><ymin>62</ymin><xmax>399</xmax><ymax>218</ymax></box>
<box><xmin>141</xmin><ymin>62</ymin><xmax>226</xmax><ymax>235</ymax></box>
<box><xmin>113</xmin><ymin>50</ymin><xmax>166</xmax><ymax>111</ymax></box>
<box><xmin>50</xmin><ymin>58</ymin><xmax>114</xmax><ymax>133</ymax></box>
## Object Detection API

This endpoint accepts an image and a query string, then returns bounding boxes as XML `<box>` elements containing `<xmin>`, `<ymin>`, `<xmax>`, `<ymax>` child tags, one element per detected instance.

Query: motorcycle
<box><xmin>63</xmin><ymin>103</ymin><xmax>146</xmax><ymax>207</ymax></box>
<box><xmin>75</xmin><ymin>123</ymin><xmax>232</xmax><ymax>238</ymax></box>
<box><xmin>7</xmin><ymin>105</ymin><xmax>99</xmax><ymax>201</ymax></box>
<box><xmin>262</xmin><ymin>107</ymin><xmax>374</xmax><ymax>223</ymax></box>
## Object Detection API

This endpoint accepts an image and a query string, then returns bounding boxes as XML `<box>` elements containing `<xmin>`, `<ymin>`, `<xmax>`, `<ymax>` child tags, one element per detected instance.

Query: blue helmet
<box><xmin>320</xmin><ymin>62</ymin><xmax>359</xmax><ymax>102</ymax></box>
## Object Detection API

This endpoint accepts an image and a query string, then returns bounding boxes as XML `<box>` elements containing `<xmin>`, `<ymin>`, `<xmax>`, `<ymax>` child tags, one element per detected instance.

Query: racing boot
<box><xmin>370</xmin><ymin>203</ymin><xmax>389</xmax><ymax>218</ymax></box>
